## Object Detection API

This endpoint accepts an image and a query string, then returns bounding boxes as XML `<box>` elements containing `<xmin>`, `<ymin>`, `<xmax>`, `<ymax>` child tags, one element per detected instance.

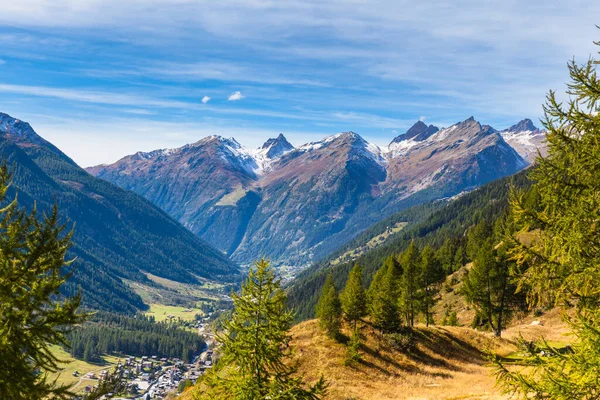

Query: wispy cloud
<box><xmin>0</xmin><ymin>1</ymin><xmax>598</xmax><ymax>164</ymax></box>
<box><xmin>228</xmin><ymin>91</ymin><xmax>244</xmax><ymax>101</ymax></box>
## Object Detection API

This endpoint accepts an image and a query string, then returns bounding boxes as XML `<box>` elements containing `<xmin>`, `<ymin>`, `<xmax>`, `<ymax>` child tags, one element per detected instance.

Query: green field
<box><xmin>47</xmin><ymin>345</ymin><xmax>121</xmax><ymax>394</ymax></box>
<box><xmin>145</xmin><ymin>303</ymin><xmax>205</xmax><ymax>322</ymax></box>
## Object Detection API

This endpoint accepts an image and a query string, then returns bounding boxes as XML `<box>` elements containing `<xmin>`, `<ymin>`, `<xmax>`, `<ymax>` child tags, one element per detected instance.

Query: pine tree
<box><xmin>493</xmin><ymin>35</ymin><xmax>600</xmax><ymax>399</ymax></box>
<box><xmin>0</xmin><ymin>164</ymin><xmax>86</xmax><ymax>400</ymax></box>
<box><xmin>418</xmin><ymin>245</ymin><xmax>443</xmax><ymax>327</ymax></box>
<box><xmin>195</xmin><ymin>259</ymin><xmax>326</xmax><ymax>400</ymax></box>
<box><xmin>400</xmin><ymin>241</ymin><xmax>420</xmax><ymax>327</ymax></box>
<box><xmin>316</xmin><ymin>273</ymin><xmax>342</xmax><ymax>338</ymax></box>
<box><xmin>341</xmin><ymin>264</ymin><xmax>367</xmax><ymax>330</ymax></box>
<box><xmin>369</xmin><ymin>256</ymin><xmax>402</xmax><ymax>332</ymax></box>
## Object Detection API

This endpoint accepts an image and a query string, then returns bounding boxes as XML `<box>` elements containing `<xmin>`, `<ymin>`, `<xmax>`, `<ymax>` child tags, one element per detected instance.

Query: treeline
<box><xmin>316</xmin><ymin>209</ymin><xmax>531</xmax><ymax>339</ymax></box>
<box><xmin>65</xmin><ymin>313</ymin><xmax>205</xmax><ymax>363</ymax></box>
<box><xmin>289</xmin><ymin>169</ymin><xmax>532</xmax><ymax>321</ymax></box>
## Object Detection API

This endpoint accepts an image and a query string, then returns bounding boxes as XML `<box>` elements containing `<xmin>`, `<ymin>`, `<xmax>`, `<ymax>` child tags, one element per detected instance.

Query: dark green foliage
<box><xmin>179</xmin><ymin>379</ymin><xmax>194</xmax><ymax>393</ymax></box>
<box><xmin>64</xmin><ymin>313</ymin><xmax>205</xmax><ymax>363</ymax></box>
<box><xmin>341</xmin><ymin>264</ymin><xmax>367</xmax><ymax>330</ymax></box>
<box><xmin>0</xmin><ymin>164</ymin><xmax>87</xmax><ymax>399</ymax></box>
<box><xmin>316</xmin><ymin>273</ymin><xmax>342</xmax><ymax>338</ymax></box>
<box><xmin>0</xmin><ymin>115</ymin><xmax>238</xmax><ymax>313</ymax></box>
<box><xmin>196</xmin><ymin>259</ymin><xmax>327</xmax><ymax>400</ymax></box>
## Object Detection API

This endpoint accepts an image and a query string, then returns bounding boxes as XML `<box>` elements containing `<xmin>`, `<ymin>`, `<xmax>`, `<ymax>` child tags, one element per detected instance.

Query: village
<box><xmin>68</xmin><ymin>316</ymin><xmax>217</xmax><ymax>400</ymax></box>
<box><xmin>70</xmin><ymin>347</ymin><xmax>214</xmax><ymax>400</ymax></box>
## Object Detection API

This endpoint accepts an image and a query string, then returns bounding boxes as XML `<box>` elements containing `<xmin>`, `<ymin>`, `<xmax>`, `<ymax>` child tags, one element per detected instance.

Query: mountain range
<box><xmin>88</xmin><ymin>117</ymin><xmax>545</xmax><ymax>268</ymax></box>
<box><xmin>0</xmin><ymin>112</ymin><xmax>238</xmax><ymax>313</ymax></box>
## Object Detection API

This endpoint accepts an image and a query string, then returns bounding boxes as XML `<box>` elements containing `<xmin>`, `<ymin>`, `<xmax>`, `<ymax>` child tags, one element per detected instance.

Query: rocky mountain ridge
<box><xmin>88</xmin><ymin>117</ymin><xmax>546</xmax><ymax>268</ymax></box>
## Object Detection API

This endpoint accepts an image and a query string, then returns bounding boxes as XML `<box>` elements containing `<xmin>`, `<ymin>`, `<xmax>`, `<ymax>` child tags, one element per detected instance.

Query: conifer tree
<box><xmin>400</xmin><ymin>241</ymin><xmax>419</xmax><ymax>327</ymax></box>
<box><xmin>196</xmin><ymin>259</ymin><xmax>326</xmax><ymax>400</ymax></box>
<box><xmin>316</xmin><ymin>273</ymin><xmax>342</xmax><ymax>338</ymax></box>
<box><xmin>418</xmin><ymin>245</ymin><xmax>443</xmax><ymax>327</ymax></box>
<box><xmin>463</xmin><ymin>239</ymin><xmax>513</xmax><ymax>337</ymax></box>
<box><xmin>437</xmin><ymin>238</ymin><xmax>455</xmax><ymax>274</ymax></box>
<box><xmin>493</xmin><ymin>35</ymin><xmax>600</xmax><ymax>398</ymax></box>
<box><xmin>0</xmin><ymin>164</ymin><xmax>86</xmax><ymax>400</ymax></box>
<box><xmin>369</xmin><ymin>256</ymin><xmax>402</xmax><ymax>332</ymax></box>
<box><xmin>341</xmin><ymin>264</ymin><xmax>367</xmax><ymax>330</ymax></box>
<box><xmin>344</xmin><ymin>328</ymin><xmax>362</xmax><ymax>366</ymax></box>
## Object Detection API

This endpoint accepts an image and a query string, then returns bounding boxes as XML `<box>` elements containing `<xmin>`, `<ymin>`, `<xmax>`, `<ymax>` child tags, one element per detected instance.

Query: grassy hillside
<box><xmin>288</xmin><ymin>320</ymin><xmax>514</xmax><ymax>400</ymax></box>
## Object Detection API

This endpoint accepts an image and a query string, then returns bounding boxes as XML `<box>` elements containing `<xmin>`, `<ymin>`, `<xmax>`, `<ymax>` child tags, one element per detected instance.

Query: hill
<box><xmin>287</xmin><ymin>169</ymin><xmax>532</xmax><ymax>321</ymax></box>
<box><xmin>0</xmin><ymin>112</ymin><xmax>239</xmax><ymax>313</ymax></box>
<box><xmin>288</xmin><ymin>320</ymin><xmax>514</xmax><ymax>400</ymax></box>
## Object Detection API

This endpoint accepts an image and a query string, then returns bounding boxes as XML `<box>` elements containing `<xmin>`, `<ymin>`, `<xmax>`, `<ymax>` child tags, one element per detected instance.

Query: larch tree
<box><xmin>400</xmin><ymin>241</ymin><xmax>420</xmax><ymax>327</ymax></box>
<box><xmin>492</xmin><ymin>36</ymin><xmax>600</xmax><ymax>399</ymax></box>
<box><xmin>316</xmin><ymin>273</ymin><xmax>342</xmax><ymax>339</ymax></box>
<box><xmin>369</xmin><ymin>255</ymin><xmax>402</xmax><ymax>332</ymax></box>
<box><xmin>196</xmin><ymin>259</ymin><xmax>327</xmax><ymax>400</ymax></box>
<box><xmin>0</xmin><ymin>164</ymin><xmax>86</xmax><ymax>400</ymax></box>
<box><xmin>341</xmin><ymin>263</ymin><xmax>367</xmax><ymax>330</ymax></box>
<box><xmin>418</xmin><ymin>245</ymin><xmax>443</xmax><ymax>327</ymax></box>
<box><xmin>463</xmin><ymin>238</ymin><xmax>513</xmax><ymax>337</ymax></box>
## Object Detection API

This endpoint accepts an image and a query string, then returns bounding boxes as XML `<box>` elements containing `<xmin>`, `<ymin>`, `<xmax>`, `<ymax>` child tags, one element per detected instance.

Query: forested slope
<box><xmin>287</xmin><ymin>169</ymin><xmax>532</xmax><ymax>321</ymax></box>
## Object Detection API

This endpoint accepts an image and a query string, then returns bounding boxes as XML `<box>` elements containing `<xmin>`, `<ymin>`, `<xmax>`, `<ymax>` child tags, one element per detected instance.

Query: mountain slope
<box><xmin>287</xmin><ymin>169</ymin><xmax>531</xmax><ymax>321</ymax></box>
<box><xmin>0</xmin><ymin>113</ymin><xmax>238</xmax><ymax>313</ymax></box>
<box><xmin>88</xmin><ymin>117</ymin><xmax>539</xmax><ymax>269</ymax></box>
<box><xmin>500</xmin><ymin>118</ymin><xmax>547</xmax><ymax>162</ymax></box>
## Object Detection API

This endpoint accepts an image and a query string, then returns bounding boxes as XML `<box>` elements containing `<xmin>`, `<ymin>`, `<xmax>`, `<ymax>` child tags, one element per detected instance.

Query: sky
<box><xmin>0</xmin><ymin>0</ymin><xmax>598</xmax><ymax>167</ymax></box>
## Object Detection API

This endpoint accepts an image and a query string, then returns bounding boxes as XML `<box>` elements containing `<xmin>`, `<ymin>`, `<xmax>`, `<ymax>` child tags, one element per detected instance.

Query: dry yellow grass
<box><xmin>290</xmin><ymin>320</ymin><xmax>515</xmax><ymax>400</ymax></box>
<box><xmin>183</xmin><ymin>312</ymin><xmax>571</xmax><ymax>400</ymax></box>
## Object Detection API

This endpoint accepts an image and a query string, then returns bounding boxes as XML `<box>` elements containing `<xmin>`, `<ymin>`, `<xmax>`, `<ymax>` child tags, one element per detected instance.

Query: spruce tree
<box><xmin>195</xmin><ymin>259</ymin><xmax>326</xmax><ymax>400</ymax></box>
<box><xmin>316</xmin><ymin>273</ymin><xmax>342</xmax><ymax>338</ymax></box>
<box><xmin>341</xmin><ymin>264</ymin><xmax>367</xmax><ymax>330</ymax></box>
<box><xmin>493</xmin><ymin>35</ymin><xmax>600</xmax><ymax>398</ymax></box>
<box><xmin>369</xmin><ymin>256</ymin><xmax>402</xmax><ymax>332</ymax></box>
<box><xmin>0</xmin><ymin>164</ymin><xmax>86</xmax><ymax>400</ymax></box>
<box><xmin>400</xmin><ymin>241</ymin><xmax>419</xmax><ymax>327</ymax></box>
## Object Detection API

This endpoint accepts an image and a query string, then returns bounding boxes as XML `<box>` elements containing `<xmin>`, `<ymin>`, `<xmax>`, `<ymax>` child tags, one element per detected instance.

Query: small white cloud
<box><xmin>228</xmin><ymin>91</ymin><xmax>244</xmax><ymax>101</ymax></box>
<box><xmin>392</xmin><ymin>129</ymin><xmax>398</xmax><ymax>134</ymax></box>
<box><xmin>419</xmin><ymin>116</ymin><xmax>426</xmax><ymax>122</ymax></box>
<box><xmin>202</xmin><ymin>96</ymin><xmax>211</xmax><ymax>104</ymax></box>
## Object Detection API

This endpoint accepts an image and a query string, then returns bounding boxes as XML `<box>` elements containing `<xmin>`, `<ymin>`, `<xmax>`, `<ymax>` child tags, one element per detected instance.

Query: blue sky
<box><xmin>0</xmin><ymin>0</ymin><xmax>598</xmax><ymax>166</ymax></box>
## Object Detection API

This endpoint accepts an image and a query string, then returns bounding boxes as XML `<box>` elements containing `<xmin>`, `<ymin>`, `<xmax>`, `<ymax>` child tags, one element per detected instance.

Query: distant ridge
<box><xmin>0</xmin><ymin>112</ymin><xmax>239</xmax><ymax>313</ymax></box>
<box><xmin>88</xmin><ymin>116</ymin><xmax>544</xmax><ymax>269</ymax></box>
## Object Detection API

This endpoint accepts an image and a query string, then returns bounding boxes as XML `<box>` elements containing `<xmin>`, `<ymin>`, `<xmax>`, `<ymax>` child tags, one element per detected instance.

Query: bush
<box><xmin>384</xmin><ymin>330</ymin><xmax>415</xmax><ymax>352</ymax></box>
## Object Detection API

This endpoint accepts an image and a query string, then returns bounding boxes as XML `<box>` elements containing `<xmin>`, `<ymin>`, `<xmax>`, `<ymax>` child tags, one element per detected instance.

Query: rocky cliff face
<box><xmin>88</xmin><ymin>117</ymin><xmax>544</xmax><ymax>268</ymax></box>
<box><xmin>500</xmin><ymin>118</ymin><xmax>547</xmax><ymax>162</ymax></box>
